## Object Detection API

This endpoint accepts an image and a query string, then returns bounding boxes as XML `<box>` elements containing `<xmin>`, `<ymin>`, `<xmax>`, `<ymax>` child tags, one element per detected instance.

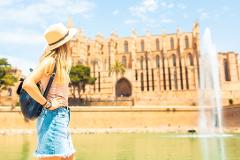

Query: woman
<box><xmin>22</xmin><ymin>23</ymin><xmax>77</xmax><ymax>160</ymax></box>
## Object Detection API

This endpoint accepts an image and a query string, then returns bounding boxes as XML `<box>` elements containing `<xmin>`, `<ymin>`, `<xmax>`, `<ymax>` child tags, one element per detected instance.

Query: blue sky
<box><xmin>0</xmin><ymin>0</ymin><xmax>239</xmax><ymax>75</ymax></box>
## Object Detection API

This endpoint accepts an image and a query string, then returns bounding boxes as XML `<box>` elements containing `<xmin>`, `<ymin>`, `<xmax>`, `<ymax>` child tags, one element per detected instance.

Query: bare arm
<box><xmin>22</xmin><ymin>57</ymin><xmax>64</xmax><ymax>109</ymax></box>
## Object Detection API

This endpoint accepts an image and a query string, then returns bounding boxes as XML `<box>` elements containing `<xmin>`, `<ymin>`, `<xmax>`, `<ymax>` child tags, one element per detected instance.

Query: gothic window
<box><xmin>174</xmin><ymin>70</ymin><xmax>178</xmax><ymax>90</ymax></box>
<box><xmin>168</xmin><ymin>67</ymin><xmax>172</xmax><ymax>90</ymax></box>
<box><xmin>172</xmin><ymin>54</ymin><xmax>177</xmax><ymax>67</ymax></box>
<box><xmin>108</xmin><ymin>43</ymin><xmax>111</xmax><ymax>76</ymax></box>
<box><xmin>224</xmin><ymin>59</ymin><xmax>231</xmax><ymax>81</ymax></box>
<box><xmin>170</xmin><ymin>37</ymin><xmax>174</xmax><ymax>50</ymax></box>
<box><xmin>162</xmin><ymin>54</ymin><xmax>166</xmax><ymax>90</ymax></box>
<box><xmin>152</xmin><ymin>69</ymin><xmax>154</xmax><ymax>91</ymax></box>
<box><xmin>193</xmin><ymin>43</ymin><xmax>197</xmax><ymax>49</ymax></box>
<box><xmin>122</xmin><ymin>56</ymin><xmax>127</xmax><ymax>68</ymax></box>
<box><xmin>188</xmin><ymin>53</ymin><xmax>194</xmax><ymax>66</ymax></box>
<box><xmin>87</xmin><ymin>45</ymin><xmax>90</xmax><ymax>56</ymax></box>
<box><xmin>185</xmin><ymin>67</ymin><xmax>189</xmax><ymax>89</ymax></box>
<box><xmin>156</xmin><ymin>55</ymin><xmax>160</xmax><ymax>68</ymax></box>
<box><xmin>140</xmin><ymin>56</ymin><xmax>144</xmax><ymax>69</ymax></box>
<box><xmin>108</xmin><ymin>43</ymin><xmax>110</xmax><ymax>52</ymax></box>
<box><xmin>98</xmin><ymin>72</ymin><xmax>101</xmax><ymax>92</ymax></box>
<box><xmin>135</xmin><ymin>70</ymin><xmax>138</xmax><ymax>80</ymax></box>
<box><xmin>156</xmin><ymin>38</ymin><xmax>160</xmax><ymax>51</ymax></box>
<box><xmin>185</xmin><ymin>36</ymin><xmax>189</xmax><ymax>49</ymax></box>
<box><xmin>124</xmin><ymin>41</ymin><xmax>128</xmax><ymax>53</ymax></box>
<box><xmin>100</xmin><ymin>44</ymin><xmax>104</xmax><ymax>54</ymax></box>
<box><xmin>141</xmin><ymin>72</ymin><xmax>144</xmax><ymax>91</ymax></box>
<box><xmin>141</xmin><ymin>39</ymin><xmax>145</xmax><ymax>52</ymax></box>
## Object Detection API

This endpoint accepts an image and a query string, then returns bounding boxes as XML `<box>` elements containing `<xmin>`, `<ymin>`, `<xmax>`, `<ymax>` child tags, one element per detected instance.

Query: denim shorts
<box><xmin>33</xmin><ymin>107</ymin><xmax>76</xmax><ymax>158</ymax></box>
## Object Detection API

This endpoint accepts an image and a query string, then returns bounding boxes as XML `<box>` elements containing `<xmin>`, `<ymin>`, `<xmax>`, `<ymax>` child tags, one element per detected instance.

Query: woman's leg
<box><xmin>65</xmin><ymin>154</ymin><xmax>75</xmax><ymax>160</ymax></box>
<box><xmin>38</xmin><ymin>154</ymin><xmax>75</xmax><ymax>160</ymax></box>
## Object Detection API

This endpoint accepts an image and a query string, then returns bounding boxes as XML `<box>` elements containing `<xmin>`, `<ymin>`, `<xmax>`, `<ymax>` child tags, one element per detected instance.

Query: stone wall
<box><xmin>0</xmin><ymin>105</ymin><xmax>240</xmax><ymax>132</ymax></box>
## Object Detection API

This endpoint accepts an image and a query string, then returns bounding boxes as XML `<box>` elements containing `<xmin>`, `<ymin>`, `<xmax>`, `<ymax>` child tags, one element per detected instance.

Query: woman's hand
<box><xmin>48</xmin><ymin>97</ymin><xmax>65</xmax><ymax>110</ymax></box>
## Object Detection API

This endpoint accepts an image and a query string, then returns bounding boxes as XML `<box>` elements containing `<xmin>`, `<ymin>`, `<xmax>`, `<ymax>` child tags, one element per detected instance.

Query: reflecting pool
<box><xmin>1</xmin><ymin>133</ymin><xmax>240</xmax><ymax>160</ymax></box>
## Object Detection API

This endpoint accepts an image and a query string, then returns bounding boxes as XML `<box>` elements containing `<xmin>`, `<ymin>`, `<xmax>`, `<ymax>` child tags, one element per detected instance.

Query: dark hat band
<box><xmin>49</xmin><ymin>31</ymin><xmax>69</xmax><ymax>46</ymax></box>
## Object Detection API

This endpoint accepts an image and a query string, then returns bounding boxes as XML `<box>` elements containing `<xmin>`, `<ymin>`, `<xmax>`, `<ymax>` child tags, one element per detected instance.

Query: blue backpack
<box><xmin>16</xmin><ymin>62</ymin><xmax>57</xmax><ymax>120</ymax></box>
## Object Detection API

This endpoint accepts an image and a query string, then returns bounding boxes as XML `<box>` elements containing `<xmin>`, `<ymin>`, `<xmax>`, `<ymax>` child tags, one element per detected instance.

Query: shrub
<box><xmin>228</xmin><ymin>99</ymin><xmax>233</xmax><ymax>105</ymax></box>
<box><xmin>191</xmin><ymin>102</ymin><xmax>196</xmax><ymax>106</ymax></box>
<box><xmin>15</xmin><ymin>101</ymin><xmax>20</xmax><ymax>106</ymax></box>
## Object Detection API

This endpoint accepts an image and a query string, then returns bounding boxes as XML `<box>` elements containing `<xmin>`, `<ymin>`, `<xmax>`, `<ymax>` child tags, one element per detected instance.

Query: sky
<box><xmin>0</xmin><ymin>0</ymin><xmax>239</xmax><ymax>76</ymax></box>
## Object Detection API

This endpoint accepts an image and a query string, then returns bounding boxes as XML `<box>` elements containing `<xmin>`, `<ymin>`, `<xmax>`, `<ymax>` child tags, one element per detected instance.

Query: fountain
<box><xmin>199</xmin><ymin>28</ymin><xmax>223</xmax><ymax>133</ymax></box>
<box><xmin>198</xmin><ymin>28</ymin><xmax>227</xmax><ymax>160</ymax></box>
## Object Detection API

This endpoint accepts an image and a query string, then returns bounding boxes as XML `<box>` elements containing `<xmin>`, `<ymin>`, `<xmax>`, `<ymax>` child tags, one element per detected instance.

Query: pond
<box><xmin>1</xmin><ymin>133</ymin><xmax>240</xmax><ymax>160</ymax></box>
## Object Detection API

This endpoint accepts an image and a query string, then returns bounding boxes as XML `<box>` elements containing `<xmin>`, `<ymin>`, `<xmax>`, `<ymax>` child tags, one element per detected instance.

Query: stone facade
<box><xmin>68</xmin><ymin>19</ymin><xmax>240</xmax><ymax>106</ymax></box>
<box><xmin>219</xmin><ymin>52</ymin><xmax>240</xmax><ymax>105</ymax></box>
<box><xmin>3</xmin><ymin>20</ymin><xmax>240</xmax><ymax>107</ymax></box>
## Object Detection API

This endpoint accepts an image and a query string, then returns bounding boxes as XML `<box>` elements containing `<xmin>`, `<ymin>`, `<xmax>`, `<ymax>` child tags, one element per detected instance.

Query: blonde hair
<box><xmin>39</xmin><ymin>42</ymin><xmax>72</xmax><ymax>84</ymax></box>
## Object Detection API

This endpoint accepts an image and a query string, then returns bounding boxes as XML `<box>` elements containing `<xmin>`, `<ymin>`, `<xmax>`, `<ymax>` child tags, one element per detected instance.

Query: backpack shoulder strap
<box><xmin>43</xmin><ymin>60</ymin><xmax>57</xmax><ymax>98</ymax></box>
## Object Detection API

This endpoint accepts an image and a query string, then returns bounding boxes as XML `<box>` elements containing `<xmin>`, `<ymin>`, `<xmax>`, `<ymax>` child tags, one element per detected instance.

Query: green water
<box><xmin>0</xmin><ymin>133</ymin><xmax>240</xmax><ymax>160</ymax></box>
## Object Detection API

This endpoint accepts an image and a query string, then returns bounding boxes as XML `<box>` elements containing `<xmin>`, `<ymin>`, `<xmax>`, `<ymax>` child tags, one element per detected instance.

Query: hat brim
<box><xmin>45</xmin><ymin>28</ymin><xmax>78</xmax><ymax>51</ymax></box>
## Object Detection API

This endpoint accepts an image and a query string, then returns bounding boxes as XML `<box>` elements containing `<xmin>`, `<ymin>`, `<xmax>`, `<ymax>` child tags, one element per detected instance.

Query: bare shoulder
<box><xmin>41</xmin><ymin>57</ymin><xmax>56</xmax><ymax>76</ymax></box>
<box><xmin>41</xmin><ymin>57</ymin><xmax>55</xmax><ymax>66</ymax></box>
<box><xmin>23</xmin><ymin>57</ymin><xmax>55</xmax><ymax>85</ymax></box>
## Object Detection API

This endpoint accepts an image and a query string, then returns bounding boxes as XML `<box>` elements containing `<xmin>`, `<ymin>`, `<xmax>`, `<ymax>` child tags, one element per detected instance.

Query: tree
<box><xmin>69</xmin><ymin>64</ymin><xmax>96</xmax><ymax>99</ymax></box>
<box><xmin>109</xmin><ymin>60</ymin><xmax>126</xmax><ymax>100</ymax></box>
<box><xmin>0</xmin><ymin>58</ymin><xmax>18</xmax><ymax>103</ymax></box>
<box><xmin>109</xmin><ymin>60</ymin><xmax>126</xmax><ymax>79</ymax></box>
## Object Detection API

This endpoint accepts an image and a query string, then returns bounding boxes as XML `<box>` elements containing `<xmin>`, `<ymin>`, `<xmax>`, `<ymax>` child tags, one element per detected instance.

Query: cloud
<box><xmin>197</xmin><ymin>6</ymin><xmax>233</xmax><ymax>21</ymax></box>
<box><xmin>124</xmin><ymin>19</ymin><xmax>139</xmax><ymax>24</ymax></box>
<box><xmin>177</xmin><ymin>3</ymin><xmax>187</xmax><ymax>10</ymax></box>
<box><xmin>129</xmin><ymin>0</ymin><xmax>158</xmax><ymax>18</ymax></box>
<box><xmin>161</xmin><ymin>18</ymin><xmax>174</xmax><ymax>23</ymax></box>
<box><xmin>0</xmin><ymin>0</ymin><xmax>12</xmax><ymax>7</ymax></box>
<box><xmin>129</xmin><ymin>0</ymin><xmax>178</xmax><ymax>22</ymax></box>
<box><xmin>222</xmin><ymin>6</ymin><xmax>230</xmax><ymax>12</ymax></box>
<box><xmin>182</xmin><ymin>13</ymin><xmax>188</xmax><ymax>19</ymax></box>
<box><xmin>159</xmin><ymin>2</ymin><xmax>174</xmax><ymax>8</ymax></box>
<box><xmin>200</xmin><ymin>12</ymin><xmax>209</xmax><ymax>20</ymax></box>
<box><xmin>127</xmin><ymin>0</ymin><xmax>178</xmax><ymax>31</ymax></box>
<box><xmin>113</xmin><ymin>10</ymin><xmax>119</xmax><ymax>15</ymax></box>
<box><xmin>142</xmin><ymin>0</ymin><xmax>158</xmax><ymax>11</ymax></box>
<box><xmin>0</xmin><ymin>0</ymin><xmax>95</xmax><ymax>25</ymax></box>
<box><xmin>197</xmin><ymin>9</ymin><xmax>209</xmax><ymax>20</ymax></box>
<box><xmin>0</xmin><ymin>29</ymin><xmax>44</xmax><ymax>45</ymax></box>
<box><xmin>0</xmin><ymin>0</ymin><xmax>95</xmax><ymax>47</ymax></box>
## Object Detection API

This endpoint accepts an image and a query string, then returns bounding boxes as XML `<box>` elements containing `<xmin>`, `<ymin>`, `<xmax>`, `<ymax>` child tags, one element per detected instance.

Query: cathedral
<box><xmin>1</xmin><ymin>20</ymin><xmax>239</xmax><ymax>107</ymax></box>
<box><xmin>68</xmin><ymin>19</ymin><xmax>240</xmax><ymax>106</ymax></box>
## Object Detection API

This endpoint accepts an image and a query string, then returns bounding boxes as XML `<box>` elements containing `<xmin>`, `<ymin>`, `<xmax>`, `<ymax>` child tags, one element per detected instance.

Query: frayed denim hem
<box><xmin>33</xmin><ymin>149</ymin><xmax>76</xmax><ymax>158</ymax></box>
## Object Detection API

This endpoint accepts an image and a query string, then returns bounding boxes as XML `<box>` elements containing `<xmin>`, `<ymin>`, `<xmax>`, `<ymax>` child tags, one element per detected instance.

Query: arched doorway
<box><xmin>115</xmin><ymin>78</ymin><xmax>132</xmax><ymax>97</ymax></box>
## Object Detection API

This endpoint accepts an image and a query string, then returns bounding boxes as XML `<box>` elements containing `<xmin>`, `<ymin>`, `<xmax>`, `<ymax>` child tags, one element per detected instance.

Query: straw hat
<box><xmin>44</xmin><ymin>23</ymin><xmax>78</xmax><ymax>51</ymax></box>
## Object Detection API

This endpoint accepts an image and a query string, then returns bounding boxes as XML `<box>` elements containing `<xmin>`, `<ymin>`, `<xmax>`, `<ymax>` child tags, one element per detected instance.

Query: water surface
<box><xmin>1</xmin><ymin>133</ymin><xmax>240</xmax><ymax>160</ymax></box>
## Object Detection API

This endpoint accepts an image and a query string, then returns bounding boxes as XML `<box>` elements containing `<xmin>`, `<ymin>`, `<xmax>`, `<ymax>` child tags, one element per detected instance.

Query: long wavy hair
<box><xmin>39</xmin><ymin>42</ymin><xmax>72</xmax><ymax>85</ymax></box>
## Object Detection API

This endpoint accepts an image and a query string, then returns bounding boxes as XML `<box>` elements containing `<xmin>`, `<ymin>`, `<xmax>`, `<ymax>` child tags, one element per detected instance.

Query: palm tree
<box><xmin>109</xmin><ymin>60</ymin><xmax>126</xmax><ymax>79</ymax></box>
<box><xmin>109</xmin><ymin>60</ymin><xmax>126</xmax><ymax>102</ymax></box>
